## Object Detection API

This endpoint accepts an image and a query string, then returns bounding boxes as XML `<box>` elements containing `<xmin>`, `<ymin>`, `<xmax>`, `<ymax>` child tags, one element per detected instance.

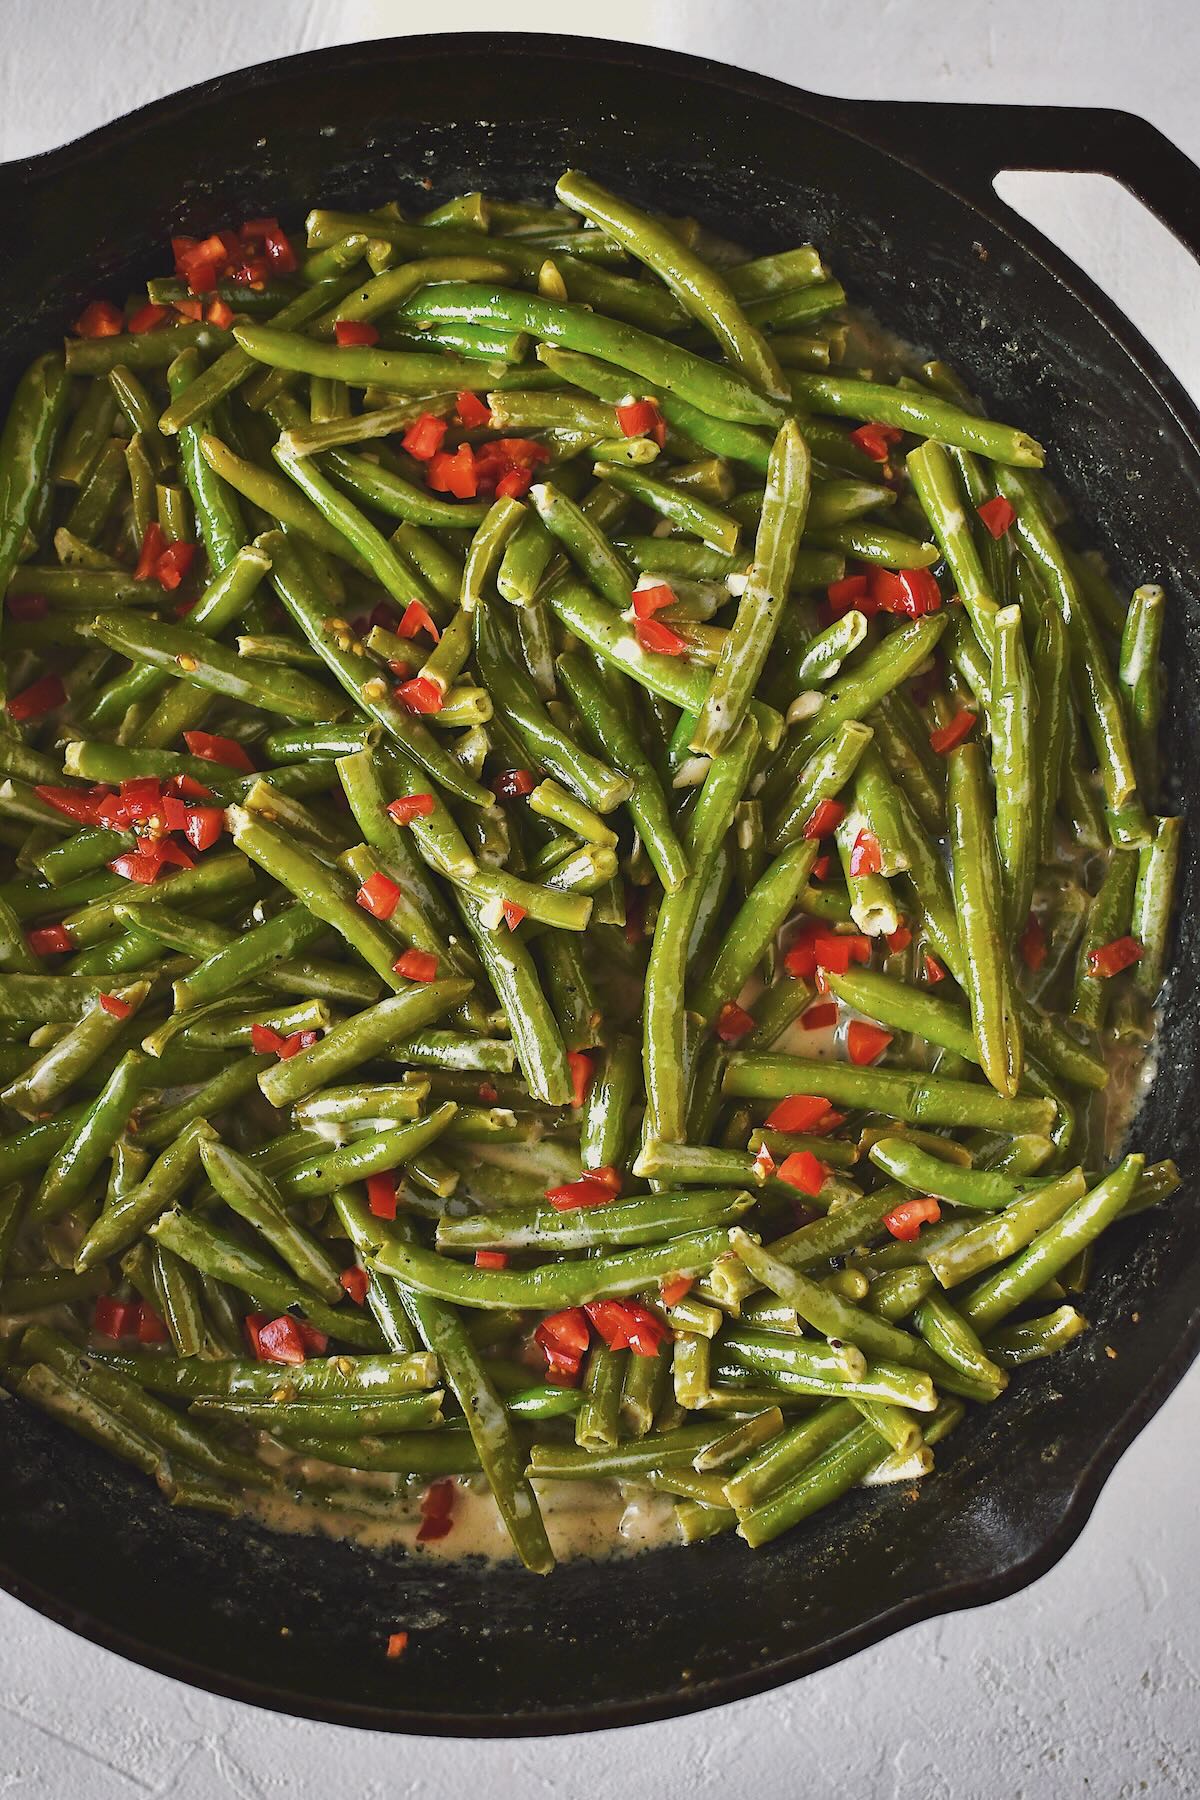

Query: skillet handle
<box><xmin>849</xmin><ymin>102</ymin><xmax>1200</xmax><ymax>265</ymax></box>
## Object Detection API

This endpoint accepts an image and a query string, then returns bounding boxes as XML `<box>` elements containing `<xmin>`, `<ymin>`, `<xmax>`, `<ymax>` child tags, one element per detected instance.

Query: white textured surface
<box><xmin>2</xmin><ymin>3</ymin><xmax>1198</xmax><ymax>1793</ymax></box>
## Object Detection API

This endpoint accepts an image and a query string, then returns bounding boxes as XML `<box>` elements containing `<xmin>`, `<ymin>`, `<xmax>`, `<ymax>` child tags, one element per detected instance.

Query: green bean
<box><xmin>912</xmin><ymin>1294</ymin><xmax>1006</xmax><ymax>1396</ymax></box>
<box><xmin>994</xmin><ymin>467</ymin><xmax>1139</xmax><ymax>823</ymax></box>
<box><xmin>75</xmin><ymin>1118</ymin><xmax>216</xmax><ymax>1268</ymax></box>
<box><xmin>961</xmin><ymin>1156</ymin><xmax>1142</xmax><ymax>1331</ymax></box>
<box><xmin>947</xmin><ymin>743</ymin><xmax>1022</xmax><ymax>1097</ymax></box>
<box><xmin>1132</xmin><ymin>814</ymin><xmax>1181</xmax><ymax>998</ymax></box>
<box><xmin>1070</xmin><ymin>848</ymin><xmax>1138</xmax><ymax>1031</ymax></box>
<box><xmin>787</xmin><ymin>372</ymin><xmax>1043</xmax><ymax>465</ymax></box>
<box><xmin>723</xmin><ymin>1052</ymin><xmax>1054</xmax><ymax>1134</ymax></box>
<box><xmin>693</xmin><ymin>839</ymin><xmax>818</xmax><ymax>1023</ymax></box>
<box><xmin>989</xmin><ymin>605</ymin><xmax>1036</xmax><ymax>931</ymax></box>
<box><xmin>375</xmin><ymin>1225</ymin><xmax>729</xmax><ymax>1309</ymax></box>
<box><xmin>867</xmin><ymin>1136</ymin><xmax>1020</xmax><ymax>1210</ymax></box>
<box><xmin>556</xmin><ymin>171</ymin><xmax>789</xmax><ymax>399</ymax></box>
<box><xmin>692</xmin><ymin>420</ymin><xmax>810</xmax><ymax>753</ymax></box>
<box><xmin>984</xmin><ymin>1305</ymin><xmax>1088</xmax><ymax>1366</ymax></box>
<box><xmin>95</xmin><ymin>1344</ymin><xmax>437</xmax><ymax>1399</ymax></box>
<box><xmin>906</xmin><ymin>440</ymin><xmax>997</xmax><ymax>645</ymax></box>
<box><xmin>1118</xmin><ymin>583</ymin><xmax>1164</xmax><ymax>795</ymax></box>
<box><xmin>646</xmin><ymin>717</ymin><xmax>759</xmax><ymax>1141</ymax></box>
<box><xmin>86</xmin><ymin>609</ymin><xmax>341</xmax><ymax>721</ymax></box>
<box><xmin>149</xmin><ymin>1208</ymin><xmax>382</xmax><ymax>1349</ymax></box>
<box><xmin>27</xmin><ymin>1049</ymin><xmax>146</xmax><ymax>1224</ymax></box>
<box><xmin>766</xmin><ymin>721</ymin><xmax>875</xmax><ymax>852</ymax></box>
<box><xmin>0</xmin><ymin>353</ymin><xmax>72</xmax><ymax>652</ymax></box>
<box><xmin>199</xmin><ymin>1139</ymin><xmax>345</xmax><ymax>1302</ymax></box>
<box><xmin>0</xmin><ymin>978</ymin><xmax>149</xmax><ymax>1117</ymax></box>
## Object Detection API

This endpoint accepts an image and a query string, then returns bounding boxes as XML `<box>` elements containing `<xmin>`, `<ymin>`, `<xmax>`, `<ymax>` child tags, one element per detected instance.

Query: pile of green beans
<box><xmin>0</xmin><ymin>172</ymin><xmax>1181</xmax><ymax>1573</ymax></box>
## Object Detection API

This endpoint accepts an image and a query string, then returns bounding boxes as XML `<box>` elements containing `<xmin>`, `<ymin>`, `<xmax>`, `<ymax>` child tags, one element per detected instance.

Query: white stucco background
<box><xmin>2</xmin><ymin>3</ymin><xmax>1197</xmax><ymax>1794</ymax></box>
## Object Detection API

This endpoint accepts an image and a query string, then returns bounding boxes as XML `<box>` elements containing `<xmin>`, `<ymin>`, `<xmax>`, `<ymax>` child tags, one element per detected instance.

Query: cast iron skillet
<box><xmin>0</xmin><ymin>32</ymin><xmax>1197</xmax><ymax>1738</ymax></box>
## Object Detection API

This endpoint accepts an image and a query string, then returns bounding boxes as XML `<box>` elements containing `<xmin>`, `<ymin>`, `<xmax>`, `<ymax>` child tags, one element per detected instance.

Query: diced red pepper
<box><xmin>8</xmin><ymin>591</ymin><xmax>48</xmax><ymax>621</ymax></box>
<box><xmin>387</xmin><ymin>792</ymin><xmax>436</xmax><ymax>825</ymax></box>
<box><xmin>455</xmin><ymin>390</ymin><xmax>492</xmax><ymax>428</ymax></box>
<box><xmin>977</xmin><ymin>495</ymin><xmax>1017</xmax><ymax>538</ymax></box>
<box><xmin>168</xmin><ymin>773</ymin><xmax>216</xmax><ymax>802</ymax></box>
<box><xmin>416</xmin><ymin>1477</ymin><xmax>456</xmax><ymax>1543</ymax></box>
<box><xmin>108</xmin><ymin>847</ymin><xmax>167</xmax><ymax>884</ymax></box>
<box><xmin>136</xmin><ymin>1302</ymin><xmax>170</xmax><ymax>1344</ymax></box>
<box><xmin>183</xmin><ymin>806</ymin><xmax>224</xmax><ymax>852</ymax></box>
<box><xmin>715</xmin><ymin>1001</ymin><xmax>756</xmax><ymax>1044</ymax></box>
<box><xmin>173</xmin><ymin>298</ymin><xmax>204</xmax><ymax>322</ymax></box>
<box><xmin>75</xmin><ymin>299</ymin><xmax>124</xmax><ymax>338</ymax></box>
<box><xmin>251</xmin><ymin>1314</ymin><xmax>308</xmax><ymax>1365</ymax></box>
<box><xmin>802</xmin><ymin>798</ymin><xmax>845</xmax><ymax>840</ymax></box>
<box><xmin>847</xmin><ymin>1019</ymin><xmax>893</xmax><ymax>1065</ymax></box>
<box><xmin>777</xmin><ymin>1150</ymin><xmax>829</xmax><ymax>1197</ymax></box>
<box><xmin>396</xmin><ymin>600</ymin><xmax>441</xmax><ymax>643</ymax></box>
<box><xmin>98</xmin><ymin>992</ymin><xmax>133</xmax><ymax>1020</ymax></box>
<box><xmin>634</xmin><ymin>616</ymin><xmax>689</xmax><ymax>656</ymax></box>
<box><xmin>1019</xmin><ymin>914</ymin><xmax>1047</xmax><ymax>972</ymax></box>
<box><xmin>425</xmin><ymin>443</ymin><xmax>478</xmax><ymax>498</ymax></box>
<box><xmin>250</xmin><ymin>1024</ymin><xmax>288</xmax><ymax>1056</ymax></box>
<box><xmin>155</xmin><ymin>540</ymin><xmax>197</xmax><ymax>592</ymax></box>
<box><xmin>295</xmin><ymin>1319</ymin><xmax>328</xmax><ymax>1356</ymax></box>
<box><xmin>616</xmin><ymin>1300</ymin><xmax>670</xmax><ymax>1357</ymax></box>
<box><xmin>7</xmin><ymin>673</ymin><xmax>65</xmax><ymax>722</ymax></box>
<box><xmin>491</xmin><ymin>768</ymin><xmax>536</xmax><ymax>800</ymax></box>
<box><xmin>849</xmin><ymin>828</ymin><xmax>882</xmax><ymax>878</ymax></box>
<box><xmin>811</xmin><ymin>854</ymin><xmax>832</xmax><ymax>882</ymax></box>
<box><xmin>615</xmin><ymin>398</ymin><xmax>667</xmax><ymax>446</ymax></box>
<box><xmin>824</xmin><ymin>572</ymin><xmax>871</xmax><ymax>619</ymax></box>
<box><xmin>869</xmin><ymin>566</ymin><xmax>942</xmax><ymax>617</ymax></box>
<box><xmin>356</xmin><ymin>871</ymin><xmax>401</xmax><ymax>920</ymax></box>
<box><xmin>367</xmin><ymin>1172</ymin><xmax>399</xmax><ymax>1220</ymax></box>
<box><xmin>814</xmin><ymin>932</ymin><xmax>870</xmax><ymax>974</ymax></box>
<box><xmin>134</xmin><ymin>521</ymin><xmax>168</xmax><ymax>583</ymax></box>
<box><xmin>128</xmin><ymin>301</ymin><xmax>170</xmax><ymax>334</ymax></box>
<box><xmin>340</xmin><ymin>1266</ymin><xmax>370</xmax><ymax>1305</ymax></box>
<box><xmin>883</xmin><ymin>1196</ymin><xmax>941</xmax><ymax>1241</ymax></box>
<box><xmin>474</xmin><ymin>1250</ymin><xmax>509</xmax><ymax>1270</ymax></box>
<box><xmin>1087</xmin><ymin>934</ymin><xmax>1144</xmax><ymax>979</ymax></box>
<box><xmin>395</xmin><ymin>676</ymin><xmax>443</xmax><ymax>715</ymax></box>
<box><xmin>402</xmin><ymin>413</ymin><xmax>450</xmax><ymax>461</ymax></box>
<box><xmin>929</xmin><ymin>709</ymin><xmax>977</xmax><ymax>754</ymax></box>
<box><xmin>183</xmin><ymin>730</ymin><xmax>255</xmax><ymax>773</ymax></box>
<box><xmin>34</xmin><ymin>784</ymin><xmax>102</xmax><ymax>825</ymax></box>
<box><xmin>849</xmin><ymin>421</ymin><xmax>904</xmax><ymax>463</ymax></box>
<box><xmin>887</xmin><ymin>924</ymin><xmax>912</xmax><ymax>953</ymax></box>
<box><xmin>478</xmin><ymin>1081</ymin><xmax>499</xmax><ymax>1104</ymax></box>
<box><xmin>495</xmin><ymin>467</ymin><xmax>533</xmax><ymax>500</ymax></box>
<box><xmin>535</xmin><ymin>1307</ymin><xmax>590</xmax><ymax>1383</ymax></box>
<box><xmin>544</xmin><ymin>1173</ymin><xmax>617</xmax><ymax>1211</ymax></box>
<box><xmin>923</xmin><ymin>954</ymin><xmax>946</xmax><ymax>983</ymax></box>
<box><xmin>205</xmin><ymin>296</ymin><xmax>235</xmax><ymax>329</ymax></box>
<box><xmin>93</xmin><ymin>1296</ymin><xmax>139</xmax><ymax>1338</ymax></box>
<box><xmin>502</xmin><ymin>901</ymin><xmax>526</xmax><ymax>931</ymax></box>
<box><xmin>27</xmin><ymin>924</ymin><xmax>74</xmax><ymax>956</ymax></box>
<box><xmin>394</xmin><ymin>948</ymin><xmax>438</xmax><ymax>983</ymax></box>
<box><xmin>278</xmin><ymin>1030</ymin><xmax>318</xmax><ymax>1060</ymax></box>
<box><xmin>765</xmin><ymin>1094</ymin><xmax>834</xmax><ymax>1133</ymax></box>
<box><xmin>239</xmin><ymin>216</ymin><xmax>297</xmax><ymax>275</ymax></box>
<box><xmin>660</xmin><ymin>1275</ymin><xmax>693</xmax><ymax>1308</ymax></box>
<box><xmin>631</xmin><ymin>582</ymin><xmax>677</xmax><ymax>620</ymax></box>
<box><xmin>567</xmin><ymin>1050</ymin><xmax>594</xmax><ymax>1109</ymax></box>
<box><xmin>800</xmin><ymin>1002</ymin><xmax>838</xmax><ymax>1030</ymax></box>
<box><xmin>386</xmin><ymin>1631</ymin><xmax>409</xmax><ymax>1659</ymax></box>
<box><xmin>334</xmin><ymin>318</ymin><xmax>380</xmax><ymax>347</ymax></box>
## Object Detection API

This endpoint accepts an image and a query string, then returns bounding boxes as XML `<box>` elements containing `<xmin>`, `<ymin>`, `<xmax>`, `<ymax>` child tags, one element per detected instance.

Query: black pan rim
<box><xmin>0</xmin><ymin>28</ymin><xmax>1196</xmax><ymax>1739</ymax></box>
